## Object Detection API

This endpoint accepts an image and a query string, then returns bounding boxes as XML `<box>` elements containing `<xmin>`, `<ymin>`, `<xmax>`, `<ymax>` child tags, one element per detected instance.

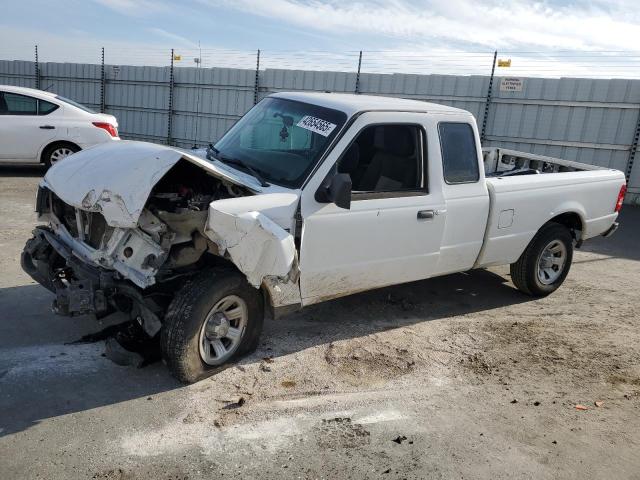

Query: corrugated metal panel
<box><xmin>262</xmin><ymin>69</ymin><xmax>357</xmax><ymax>94</ymax></box>
<box><xmin>103</xmin><ymin>65</ymin><xmax>171</xmax><ymax>143</ymax></box>
<box><xmin>488</xmin><ymin>76</ymin><xmax>640</xmax><ymax>170</ymax></box>
<box><xmin>357</xmin><ymin>73</ymin><xmax>488</xmax><ymax>121</ymax></box>
<box><xmin>0</xmin><ymin>60</ymin><xmax>37</xmax><ymax>88</ymax></box>
<box><xmin>172</xmin><ymin>67</ymin><xmax>255</xmax><ymax>147</ymax></box>
<box><xmin>1</xmin><ymin>60</ymin><xmax>639</xmax><ymax>193</ymax></box>
<box><xmin>38</xmin><ymin>62</ymin><xmax>102</xmax><ymax>109</ymax></box>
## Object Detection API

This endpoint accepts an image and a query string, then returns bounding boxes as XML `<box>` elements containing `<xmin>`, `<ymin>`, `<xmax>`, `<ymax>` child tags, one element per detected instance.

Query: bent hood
<box><xmin>42</xmin><ymin>140</ymin><xmax>262</xmax><ymax>228</ymax></box>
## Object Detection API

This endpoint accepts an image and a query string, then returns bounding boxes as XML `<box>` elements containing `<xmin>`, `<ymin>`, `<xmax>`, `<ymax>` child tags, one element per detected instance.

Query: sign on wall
<box><xmin>500</xmin><ymin>77</ymin><xmax>524</xmax><ymax>92</ymax></box>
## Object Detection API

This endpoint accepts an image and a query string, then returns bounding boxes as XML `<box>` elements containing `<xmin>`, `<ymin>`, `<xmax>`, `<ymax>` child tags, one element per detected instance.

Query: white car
<box><xmin>22</xmin><ymin>92</ymin><xmax>626</xmax><ymax>383</ymax></box>
<box><xmin>0</xmin><ymin>85</ymin><xmax>119</xmax><ymax>167</ymax></box>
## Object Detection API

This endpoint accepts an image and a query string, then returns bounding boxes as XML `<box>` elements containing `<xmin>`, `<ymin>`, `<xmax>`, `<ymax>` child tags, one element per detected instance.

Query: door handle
<box><xmin>39</xmin><ymin>125</ymin><xmax>55</xmax><ymax>129</ymax></box>
<box><xmin>417</xmin><ymin>210</ymin><xmax>434</xmax><ymax>220</ymax></box>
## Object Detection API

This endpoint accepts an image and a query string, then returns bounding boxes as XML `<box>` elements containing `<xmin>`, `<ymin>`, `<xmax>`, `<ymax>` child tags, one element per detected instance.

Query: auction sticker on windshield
<box><xmin>296</xmin><ymin>116</ymin><xmax>337</xmax><ymax>137</ymax></box>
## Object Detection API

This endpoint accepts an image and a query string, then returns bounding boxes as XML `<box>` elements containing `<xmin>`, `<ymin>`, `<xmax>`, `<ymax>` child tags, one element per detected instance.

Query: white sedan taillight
<box><xmin>92</xmin><ymin>122</ymin><xmax>118</xmax><ymax>138</ymax></box>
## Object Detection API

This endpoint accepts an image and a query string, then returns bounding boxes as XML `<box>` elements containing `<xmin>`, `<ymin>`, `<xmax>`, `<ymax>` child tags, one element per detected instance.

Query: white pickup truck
<box><xmin>22</xmin><ymin>92</ymin><xmax>627</xmax><ymax>383</ymax></box>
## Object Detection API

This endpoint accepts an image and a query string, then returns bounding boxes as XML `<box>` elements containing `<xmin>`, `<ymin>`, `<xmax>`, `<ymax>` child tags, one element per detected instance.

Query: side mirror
<box><xmin>315</xmin><ymin>173</ymin><xmax>352</xmax><ymax>210</ymax></box>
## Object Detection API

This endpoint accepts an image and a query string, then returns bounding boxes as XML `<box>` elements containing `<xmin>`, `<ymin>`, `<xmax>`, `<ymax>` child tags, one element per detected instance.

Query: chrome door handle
<box><xmin>417</xmin><ymin>210</ymin><xmax>434</xmax><ymax>220</ymax></box>
<box><xmin>39</xmin><ymin>125</ymin><xmax>55</xmax><ymax>129</ymax></box>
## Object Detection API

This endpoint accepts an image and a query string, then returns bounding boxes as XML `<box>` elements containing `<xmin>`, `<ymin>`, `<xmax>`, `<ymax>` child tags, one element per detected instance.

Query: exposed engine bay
<box><xmin>21</xmin><ymin>158</ymin><xmax>294</xmax><ymax>338</ymax></box>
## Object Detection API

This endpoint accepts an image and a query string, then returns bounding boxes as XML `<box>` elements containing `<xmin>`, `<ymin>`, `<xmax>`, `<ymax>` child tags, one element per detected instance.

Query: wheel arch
<box><xmin>545</xmin><ymin>210</ymin><xmax>585</xmax><ymax>242</ymax></box>
<box><xmin>39</xmin><ymin>140</ymin><xmax>81</xmax><ymax>164</ymax></box>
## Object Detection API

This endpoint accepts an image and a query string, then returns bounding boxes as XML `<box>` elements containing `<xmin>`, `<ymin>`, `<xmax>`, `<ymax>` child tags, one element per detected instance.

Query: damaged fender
<box><xmin>205</xmin><ymin>208</ymin><xmax>299</xmax><ymax>289</ymax></box>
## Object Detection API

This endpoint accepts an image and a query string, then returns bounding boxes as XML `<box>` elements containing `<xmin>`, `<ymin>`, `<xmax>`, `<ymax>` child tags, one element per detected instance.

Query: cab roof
<box><xmin>270</xmin><ymin>91</ymin><xmax>471</xmax><ymax>117</ymax></box>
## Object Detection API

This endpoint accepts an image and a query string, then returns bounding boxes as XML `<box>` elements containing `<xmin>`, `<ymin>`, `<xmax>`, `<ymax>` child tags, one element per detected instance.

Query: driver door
<box><xmin>299</xmin><ymin>112</ymin><xmax>446</xmax><ymax>305</ymax></box>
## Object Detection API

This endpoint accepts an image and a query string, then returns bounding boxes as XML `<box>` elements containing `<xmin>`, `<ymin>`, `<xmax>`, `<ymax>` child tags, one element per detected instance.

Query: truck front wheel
<box><xmin>161</xmin><ymin>269</ymin><xmax>264</xmax><ymax>383</ymax></box>
<box><xmin>510</xmin><ymin>222</ymin><xmax>573</xmax><ymax>297</ymax></box>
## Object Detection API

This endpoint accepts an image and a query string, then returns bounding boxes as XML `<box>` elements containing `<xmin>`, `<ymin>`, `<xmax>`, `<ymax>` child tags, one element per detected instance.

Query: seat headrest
<box><xmin>374</xmin><ymin>126</ymin><xmax>415</xmax><ymax>157</ymax></box>
<box><xmin>338</xmin><ymin>142</ymin><xmax>360</xmax><ymax>174</ymax></box>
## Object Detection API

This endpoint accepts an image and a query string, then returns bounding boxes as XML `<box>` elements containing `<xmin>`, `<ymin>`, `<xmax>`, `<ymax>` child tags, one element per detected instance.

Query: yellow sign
<box><xmin>173</xmin><ymin>54</ymin><xmax>182</xmax><ymax>61</ymax></box>
<box><xmin>498</xmin><ymin>59</ymin><xmax>511</xmax><ymax>67</ymax></box>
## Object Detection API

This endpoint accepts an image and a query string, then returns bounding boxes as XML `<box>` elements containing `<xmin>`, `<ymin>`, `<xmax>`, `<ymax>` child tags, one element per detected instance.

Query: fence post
<box><xmin>254</xmin><ymin>49</ymin><xmax>260</xmax><ymax>105</ymax></box>
<box><xmin>167</xmin><ymin>48</ymin><xmax>175</xmax><ymax>146</ymax></box>
<box><xmin>355</xmin><ymin>50</ymin><xmax>362</xmax><ymax>94</ymax></box>
<box><xmin>481</xmin><ymin>50</ymin><xmax>497</xmax><ymax>143</ymax></box>
<box><xmin>34</xmin><ymin>45</ymin><xmax>40</xmax><ymax>90</ymax></box>
<box><xmin>100</xmin><ymin>47</ymin><xmax>106</xmax><ymax>113</ymax></box>
<box><xmin>627</xmin><ymin>109</ymin><xmax>640</xmax><ymax>183</ymax></box>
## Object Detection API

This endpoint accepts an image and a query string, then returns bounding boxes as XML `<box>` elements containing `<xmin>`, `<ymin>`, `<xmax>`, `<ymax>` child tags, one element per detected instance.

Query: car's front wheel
<box><xmin>161</xmin><ymin>269</ymin><xmax>264</xmax><ymax>383</ymax></box>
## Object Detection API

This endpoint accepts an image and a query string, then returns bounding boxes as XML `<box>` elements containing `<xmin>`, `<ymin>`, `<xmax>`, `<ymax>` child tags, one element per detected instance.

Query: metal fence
<box><xmin>1</xmin><ymin>52</ymin><xmax>639</xmax><ymax>204</ymax></box>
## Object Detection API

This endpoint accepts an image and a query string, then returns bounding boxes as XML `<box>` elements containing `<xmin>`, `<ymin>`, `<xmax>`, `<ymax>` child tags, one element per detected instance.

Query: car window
<box><xmin>337</xmin><ymin>124</ymin><xmax>425</xmax><ymax>197</ymax></box>
<box><xmin>2</xmin><ymin>92</ymin><xmax>38</xmax><ymax>115</ymax></box>
<box><xmin>38</xmin><ymin>99</ymin><xmax>59</xmax><ymax>115</ymax></box>
<box><xmin>438</xmin><ymin>122</ymin><xmax>480</xmax><ymax>184</ymax></box>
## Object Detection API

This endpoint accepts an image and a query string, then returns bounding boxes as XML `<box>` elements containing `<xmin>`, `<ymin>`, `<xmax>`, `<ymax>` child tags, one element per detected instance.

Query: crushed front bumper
<box><xmin>21</xmin><ymin>227</ymin><xmax>162</xmax><ymax>336</ymax></box>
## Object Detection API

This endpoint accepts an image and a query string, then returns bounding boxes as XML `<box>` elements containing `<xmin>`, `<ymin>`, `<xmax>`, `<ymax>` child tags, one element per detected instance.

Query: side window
<box><xmin>337</xmin><ymin>124</ymin><xmax>424</xmax><ymax>196</ymax></box>
<box><xmin>3</xmin><ymin>92</ymin><xmax>38</xmax><ymax>115</ymax></box>
<box><xmin>438</xmin><ymin>122</ymin><xmax>480</xmax><ymax>184</ymax></box>
<box><xmin>38</xmin><ymin>99</ymin><xmax>59</xmax><ymax>115</ymax></box>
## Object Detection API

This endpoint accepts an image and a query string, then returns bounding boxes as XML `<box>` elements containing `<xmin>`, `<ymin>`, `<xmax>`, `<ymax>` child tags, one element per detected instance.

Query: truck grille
<box><xmin>40</xmin><ymin>186</ymin><xmax>113</xmax><ymax>249</ymax></box>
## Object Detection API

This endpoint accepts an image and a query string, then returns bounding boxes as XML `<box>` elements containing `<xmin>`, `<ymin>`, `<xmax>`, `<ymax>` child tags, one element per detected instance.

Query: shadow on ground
<box><xmin>0</xmin><ymin>268</ymin><xmax>529</xmax><ymax>437</ymax></box>
<box><xmin>0</xmin><ymin>165</ymin><xmax>45</xmax><ymax>178</ymax></box>
<box><xmin>0</xmin><ymin>206</ymin><xmax>635</xmax><ymax>438</ymax></box>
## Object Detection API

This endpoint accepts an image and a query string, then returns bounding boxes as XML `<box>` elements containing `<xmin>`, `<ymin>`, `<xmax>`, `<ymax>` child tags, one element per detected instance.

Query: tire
<box><xmin>510</xmin><ymin>222</ymin><xmax>573</xmax><ymax>297</ymax></box>
<box><xmin>161</xmin><ymin>269</ymin><xmax>264</xmax><ymax>384</ymax></box>
<box><xmin>42</xmin><ymin>143</ymin><xmax>79</xmax><ymax>168</ymax></box>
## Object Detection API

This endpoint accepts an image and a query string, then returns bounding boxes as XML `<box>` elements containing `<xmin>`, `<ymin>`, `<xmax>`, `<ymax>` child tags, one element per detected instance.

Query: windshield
<box><xmin>55</xmin><ymin>95</ymin><xmax>96</xmax><ymax>114</ymax></box>
<box><xmin>212</xmin><ymin>97</ymin><xmax>347</xmax><ymax>188</ymax></box>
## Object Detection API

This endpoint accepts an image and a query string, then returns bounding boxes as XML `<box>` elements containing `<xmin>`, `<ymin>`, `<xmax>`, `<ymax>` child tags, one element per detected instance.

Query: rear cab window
<box><xmin>438</xmin><ymin>122</ymin><xmax>480</xmax><ymax>184</ymax></box>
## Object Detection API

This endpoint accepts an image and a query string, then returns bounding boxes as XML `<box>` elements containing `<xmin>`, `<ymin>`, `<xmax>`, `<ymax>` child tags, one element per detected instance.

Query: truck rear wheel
<box><xmin>510</xmin><ymin>222</ymin><xmax>573</xmax><ymax>297</ymax></box>
<box><xmin>161</xmin><ymin>269</ymin><xmax>264</xmax><ymax>383</ymax></box>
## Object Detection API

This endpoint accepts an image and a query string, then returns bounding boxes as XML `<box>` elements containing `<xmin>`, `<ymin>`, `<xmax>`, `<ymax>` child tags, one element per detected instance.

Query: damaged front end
<box><xmin>22</xmin><ymin>142</ymin><xmax>302</xmax><ymax>339</ymax></box>
<box><xmin>22</xmin><ymin>225</ymin><xmax>165</xmax><ymax>336</ymax></box>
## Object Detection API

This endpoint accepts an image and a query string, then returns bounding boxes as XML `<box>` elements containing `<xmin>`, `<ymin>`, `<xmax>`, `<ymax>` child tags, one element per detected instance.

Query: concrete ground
<box><xmin>0</xmin><ymin>165</ymin><xmax>639</xmax><ymax>480</ymax></box>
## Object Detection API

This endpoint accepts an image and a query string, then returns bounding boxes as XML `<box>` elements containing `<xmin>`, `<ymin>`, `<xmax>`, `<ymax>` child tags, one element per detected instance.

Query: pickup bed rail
<box><xmin>483</xmin><ymin>147</ymin><xmax>605</xmax><ymax>176</ymax></box>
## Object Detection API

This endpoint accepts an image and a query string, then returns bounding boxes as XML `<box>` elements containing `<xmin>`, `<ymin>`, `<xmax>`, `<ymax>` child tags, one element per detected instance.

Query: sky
<box><xmin>1</xmin><ymin>0</ymin><xmax>640</xmax><ymax>77</ymax></box>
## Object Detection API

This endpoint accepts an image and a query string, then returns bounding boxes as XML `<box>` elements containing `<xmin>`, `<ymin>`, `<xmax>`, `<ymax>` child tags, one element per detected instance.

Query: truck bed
<box><xmin>482</xmin><ymin>147</ymin><xmax>604</xmax><ymax>177</ymax></box>
<box><xmin>475</xmin><ymin>148</ymin><xmax>625</xmax><ymax>269</ymax></box>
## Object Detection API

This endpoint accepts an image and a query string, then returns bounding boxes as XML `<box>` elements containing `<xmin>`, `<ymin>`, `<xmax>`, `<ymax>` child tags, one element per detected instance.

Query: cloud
<box><xmin>147</xmin><ymin>28</ymin><xmax>199</xmax><ymax>48</ymax></box>
<box><xmin>2</xmin><ymin>1</ymin><xmax>639</xmax><ymax>77</ymax></box>
<box><xmin>0</xmin><ymin>26</ymin><xmax>175</xmax><ymax>66</ymax></box>
<box><xmin>212</xmin><ymin>0</ymin><xmax>640</xmax><ymax>51</ymax></box>
<box><xmin>92</xmin><ymin>0</ymin><xmax>169</xmax><ymax>16</ymax></box>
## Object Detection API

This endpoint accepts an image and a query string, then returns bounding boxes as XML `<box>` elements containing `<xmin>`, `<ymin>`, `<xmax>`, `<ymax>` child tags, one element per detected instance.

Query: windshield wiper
<box><xmin>206</xmin><ymin>144</ymin><xmax>269</xmax><ymax>187</ymax></box>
